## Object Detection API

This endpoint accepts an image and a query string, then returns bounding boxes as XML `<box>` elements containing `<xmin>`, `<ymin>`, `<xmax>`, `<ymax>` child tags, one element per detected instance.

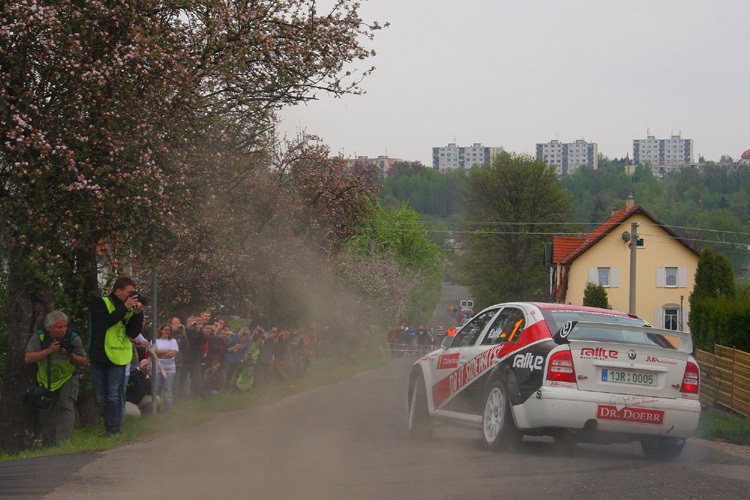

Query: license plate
<box><xmin>601</xmin><ymin>369</ymin><xmax>656</xmax><ymax>386</ymax></box>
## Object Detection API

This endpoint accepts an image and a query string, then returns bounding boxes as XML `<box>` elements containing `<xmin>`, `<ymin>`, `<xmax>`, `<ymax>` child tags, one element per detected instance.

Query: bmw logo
<box><xmin>628</xmin><ymin>350</ymin><xmax>637</xmax><ymax>360</ymax></box>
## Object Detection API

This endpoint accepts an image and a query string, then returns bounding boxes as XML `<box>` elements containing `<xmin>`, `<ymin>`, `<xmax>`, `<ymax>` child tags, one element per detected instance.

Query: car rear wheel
<box><xmin>640</xmin><ymin>437</ymin><xmax>686</xmax><ymax>460</ymax></box>
<box><xmin>482</xmin><ymin>380</ymin><xmax>521</xmax><ymax>450</ymax></box>
<box><xmin>408</xmin><ymin>372</ymin><xmax>433</xmax><ymax>440</ymax></box>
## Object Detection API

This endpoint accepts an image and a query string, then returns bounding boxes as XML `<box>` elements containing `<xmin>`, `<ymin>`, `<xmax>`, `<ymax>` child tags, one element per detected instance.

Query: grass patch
<box><xmin>0</xmin><ymin>341</ymin><xmax>392</xmax><ymax>461</ymax></box>
<box><xmin>696</xmin><ymin>406</ymin><xmax>750</xmax><ymax>445</ymax></box>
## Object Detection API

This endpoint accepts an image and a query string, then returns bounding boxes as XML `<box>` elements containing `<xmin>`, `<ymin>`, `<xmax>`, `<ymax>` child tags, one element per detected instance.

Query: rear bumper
<box><xmin>512</xmin><ymin>386</ymin><xmax>700</xmax><ymax>439</ymax></box>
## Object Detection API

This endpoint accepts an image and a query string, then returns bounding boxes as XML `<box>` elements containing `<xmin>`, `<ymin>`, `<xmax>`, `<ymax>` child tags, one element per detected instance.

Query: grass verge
<box><xmin>696</xmin><ymin>406</ymin><xmax>750</xmax><ymax>445</ymax></box>
<box><xmin>0</xmin><ymin>344</ymin><xmax>392</xmax><ymax>461</ymax></box>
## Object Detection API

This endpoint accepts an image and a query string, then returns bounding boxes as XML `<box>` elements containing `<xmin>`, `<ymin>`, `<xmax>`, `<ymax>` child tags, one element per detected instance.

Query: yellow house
<box><xmin>550</xmin><ymin>196</ymin><xmax>700</xmax><ymax>330</ymax></box>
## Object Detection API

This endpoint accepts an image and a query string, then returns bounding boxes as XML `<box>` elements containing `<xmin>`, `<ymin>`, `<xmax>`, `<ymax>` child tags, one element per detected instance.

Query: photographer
<box><xmin>89</xmin><ymin>276</ymin><xmax>144</xmax><ymax>437</ymax></box>
<box><xmin>25</xmin><ymin>310</ymin><xmax>87</xmax><ymax>446</ymax></box>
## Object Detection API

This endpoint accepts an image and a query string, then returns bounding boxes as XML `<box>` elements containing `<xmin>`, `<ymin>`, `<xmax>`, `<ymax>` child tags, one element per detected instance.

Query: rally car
<box><xmin>407</xmin><ymin>303</ymin><xmax>701</xmax><ymax>459</ymax></box>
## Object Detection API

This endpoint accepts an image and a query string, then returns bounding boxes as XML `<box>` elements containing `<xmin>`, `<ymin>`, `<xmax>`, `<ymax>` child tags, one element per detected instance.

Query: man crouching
<box><xmin>25</xmin><ymin>310</ymin><xmax>87</xmax><ymax>446</ymax></box>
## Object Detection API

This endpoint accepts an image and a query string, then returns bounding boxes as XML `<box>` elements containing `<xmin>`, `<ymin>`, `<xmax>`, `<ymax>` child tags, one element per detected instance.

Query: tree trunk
<box><xmin>0</xmin><ymin>243</ymin><xmax>52</xmax><ymax>453</ymax></box>
<box><xmin>74</xmin><ymin>245</ymin><xmax>101</xmax><ymax>428</ymax></box>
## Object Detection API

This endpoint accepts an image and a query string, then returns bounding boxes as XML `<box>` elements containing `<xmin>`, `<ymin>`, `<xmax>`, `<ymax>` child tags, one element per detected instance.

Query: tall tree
<box><xmin>343</xmin><ymin>202</ymin><xmax>445</xmax><ymax>324</ymax></box>
<box><xmin>0</xmin><ymin>0</ymin><xmax>381</xmax><ymax>452</ymax></box>
<box><xmin>713</xmin><ymin>253</ymin><xmax>736</xmax><ymax>298</ymax></box>
<box><xmin>690</xmin><ymin>248</ymin><xmax>716</xmax><ymax>307</ymax></box>
<box><xmin>459</xmin><ymin>152</ymin><xmax>570</xmax><ymax>308</ymax></box>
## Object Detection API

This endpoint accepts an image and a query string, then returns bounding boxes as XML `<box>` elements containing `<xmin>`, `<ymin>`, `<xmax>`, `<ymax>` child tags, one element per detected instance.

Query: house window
<box><xmin>590</xmin><ymin>267</ymin><xmax>619</xmax><ymax>288</ymax></box>
<box><xmin>598</xmin><ymin>267</ymin><xmax>610</xmax><ymax>287</ymax></box>
<box><xmin>664</xmin><ymin>308</ymin><xmax>679</xmax><ymax>330</ymax></box>
<box><xmin>665</xmin><ymin>267</ymin><xmax>678</xmax><ymax>287</ymax></box>
<box><xmin>656</xmin><ymin>267</ymin><xmax>687</xmax><ymax>288</ymax></box>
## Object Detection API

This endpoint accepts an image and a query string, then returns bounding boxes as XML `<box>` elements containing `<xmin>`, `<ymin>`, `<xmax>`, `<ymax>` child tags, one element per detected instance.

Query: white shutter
<box><xmin>611</xmin><ymin>267</ymin><xmax>619</xmax><ymax>288</ymax></box>
<box><xmin>653</xmin><ymin>308</ymin><xmax>663</xmax><ymax>328</ymax></box>
<box><xmin>656</xmin><ymin>267</ymin><xmax>665</xmax><ymax>288</ymax></box>
<box><xmin>589</xmin><ymin>267</ymin><xmax>597</xmax><ymax>284</ymax></box>
<box><xmin>679</xmin><ymin>267</ymin><xmax>688</xmax><ymax>288</ymax></box>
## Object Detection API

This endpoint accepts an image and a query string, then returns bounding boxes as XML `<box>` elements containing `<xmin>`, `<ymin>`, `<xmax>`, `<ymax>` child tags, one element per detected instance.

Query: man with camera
<box><xmin>25</xmin><ymin>310</ymin><xmax>87</xmax><ymax>446</ymax></box>
<box><xmin>89</xmin><ymin>276</ymin><xmax>145</xmax><ymax>436</ymax></box>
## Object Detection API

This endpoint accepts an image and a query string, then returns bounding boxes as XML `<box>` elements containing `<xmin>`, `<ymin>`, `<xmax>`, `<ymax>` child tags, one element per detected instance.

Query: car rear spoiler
<box><xmin>553</xmin><ymin>321</ymin><xmax>694</xmax><ymax>353</ymax></box>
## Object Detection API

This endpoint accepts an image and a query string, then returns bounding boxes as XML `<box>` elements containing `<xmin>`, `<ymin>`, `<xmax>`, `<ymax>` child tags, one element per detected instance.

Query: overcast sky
<box><xmin>278</xmin><ymin>0</ymin><xmax>750</xmax><ymax>166</ymax></box>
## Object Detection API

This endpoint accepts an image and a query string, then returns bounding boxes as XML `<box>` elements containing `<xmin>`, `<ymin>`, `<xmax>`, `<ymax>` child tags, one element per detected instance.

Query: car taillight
<box><xmin>547</xmin><ymin>351</ymin><xmax>576</xmax><ymax>383</ymax></box>
<box><xmin>679</xmin><ymin>361</ymin><xmax>700</xmax><ymax>394</ymax></box>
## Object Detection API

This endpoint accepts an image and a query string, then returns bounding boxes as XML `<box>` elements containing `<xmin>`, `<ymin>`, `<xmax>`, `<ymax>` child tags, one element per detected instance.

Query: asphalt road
<box><xmin>2</xmin><ymin>284</ymin><xmax>749</xmax><ymax>499</ymax></box>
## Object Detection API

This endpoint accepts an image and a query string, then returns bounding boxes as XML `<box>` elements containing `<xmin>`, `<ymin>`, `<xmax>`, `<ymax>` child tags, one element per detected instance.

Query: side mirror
<box><xmin>553</xmin><ymin>321</ymin><xmax>576</xmax><ymax>345</ymax></box>
<box><xmin>441</xmin><ymin>335</ymin><xmax>453</xmax><ymax>349</ymax></box>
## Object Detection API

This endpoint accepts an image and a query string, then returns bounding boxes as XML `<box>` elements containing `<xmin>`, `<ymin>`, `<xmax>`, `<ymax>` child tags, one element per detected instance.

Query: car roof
<box><xmin>485</xmin><ymin>302</ymin><xmax>635</xmax><ymax>319</ymax></box>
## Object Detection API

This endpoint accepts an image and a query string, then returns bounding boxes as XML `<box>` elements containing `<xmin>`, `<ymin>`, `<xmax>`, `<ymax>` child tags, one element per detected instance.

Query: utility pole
<box><xmin>680</xmin><ymin>295</ymin><xmax>684</xmax><ymax>331</ymax></box>
<box><xmin>151</xmin><ymin>270</ymin><xmax>158</xmax><ymax>415</ymax></box>
<box><xmin>629</xmin><ymin>222</ymin><xmax>639</xmax><ymax>315</ymax></box>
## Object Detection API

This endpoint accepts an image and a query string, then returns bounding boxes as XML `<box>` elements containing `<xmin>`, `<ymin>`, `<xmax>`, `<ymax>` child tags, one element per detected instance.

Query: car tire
<box><xmin>640</xmin><ymin>438</ymin><xmax>686</xmax><ymax>460</ymax></box>
<box><xmin>408</xmin><ymin>371</ymin><xmax>433</xmax><ymax>440</ymax></box>
<box><xmin>481</xmin><ymin>380</ymin><xmax>521</xmax><ymax>450</ymax></box>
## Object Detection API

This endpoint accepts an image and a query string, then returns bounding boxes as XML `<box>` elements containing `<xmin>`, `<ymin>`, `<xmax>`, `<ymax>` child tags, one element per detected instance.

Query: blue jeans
<box><xmin>90</xmin><ymin>360</ymin><xmax>127</xmax><ymax>435</ymax></box>
<box><xmin>155</xmin><ymin>371</ymin><xmax>176</xmax><ymax>412</ymax></box>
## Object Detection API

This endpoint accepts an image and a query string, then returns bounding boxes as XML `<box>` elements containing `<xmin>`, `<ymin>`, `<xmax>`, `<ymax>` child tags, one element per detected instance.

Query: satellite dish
<box><xmin>622</xmin><ymin>231</ymin><xmax>630</xmax><ymax>242</ymax></box>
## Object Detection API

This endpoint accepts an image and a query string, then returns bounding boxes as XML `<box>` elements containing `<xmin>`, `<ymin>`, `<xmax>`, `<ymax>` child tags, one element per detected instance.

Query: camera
<box><xmin>58</xmin><ymin>337</ymin><xmax>74</xmax><ymax>352</ymax></box>
<box><xmin>128</xmin><ymin>291</ymin><xmax>150</xmax><ymax>307</ymax></box>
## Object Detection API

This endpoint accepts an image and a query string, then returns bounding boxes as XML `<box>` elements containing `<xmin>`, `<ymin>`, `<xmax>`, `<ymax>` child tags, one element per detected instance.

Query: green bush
<box><xmin>690</xmin><ymin>297</ymin><xmax>750</xmax><ymax>352</ymax></box>
<box><xmin>582</xmin><ymin>282</ymin><xmax>609</xmax><ymax>309</ymax></box>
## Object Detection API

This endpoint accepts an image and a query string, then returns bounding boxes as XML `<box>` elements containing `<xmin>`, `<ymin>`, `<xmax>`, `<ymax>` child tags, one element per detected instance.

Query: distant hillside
<box><xmin>380</xmin><ymin>159</ymin><xmax>750</xmax><ymax>277</ymax></box>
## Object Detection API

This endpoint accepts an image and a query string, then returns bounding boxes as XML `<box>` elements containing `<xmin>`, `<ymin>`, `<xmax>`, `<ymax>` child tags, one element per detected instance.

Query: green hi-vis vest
<box><xmin>36</xmin><ymin>331</ymin><xmax>77</xmax><ymax>392</ymax></box>
<box><xmin>102</xmin><ymin>296</ymin><xmax>134</xmax><ymax>366</ymax></box>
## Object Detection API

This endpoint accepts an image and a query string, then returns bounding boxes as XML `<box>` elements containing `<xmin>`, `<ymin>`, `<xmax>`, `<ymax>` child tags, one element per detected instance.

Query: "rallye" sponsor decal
<box><xmin>512</xmin><ymin>353</ymin><xmax>544</xmax><ymax>371</ymax></box>
<box><xmin>596</xmin><ymin>404</ymin><xmax>664</xmax><ymax>425</ymax></box>
<box><xmin>580</xmin><ymin>347</ymin><xmax>618</xmax><ymax>359</ymax></box>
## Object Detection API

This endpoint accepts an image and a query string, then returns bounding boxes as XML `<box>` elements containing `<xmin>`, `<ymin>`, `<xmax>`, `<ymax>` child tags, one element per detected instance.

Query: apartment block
<box><xmin>633</xmin><ymin>134</ymin><xmax>693</xmax><ymax>166</ymax></box>
<box><xmin>432</xmin><ymin>143</ymin><xmax>500</xmax><ymax>172</ymax></box>
<box><xmin>536</xmin><ymin>139</ymin><xmax>598</xmax><ymax>176</ymax></box>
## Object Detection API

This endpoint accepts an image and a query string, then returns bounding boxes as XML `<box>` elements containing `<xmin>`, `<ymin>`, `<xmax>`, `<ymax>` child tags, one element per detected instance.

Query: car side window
<box><xmin>451</xmin><ymin>309</ymin><xmax>499</xmax><ymax>347</ymax></box>
<box><xmin>482</xmin><ymin>307</ymin><xmax>526</xmax><ymax>345</ymax></box>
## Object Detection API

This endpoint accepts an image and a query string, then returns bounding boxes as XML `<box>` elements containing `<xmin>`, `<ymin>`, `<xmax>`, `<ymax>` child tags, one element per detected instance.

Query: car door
<box><xmin>428</xmin><ymin>308</ymin><xmax>500</xmax><ymax>411</ymax></box>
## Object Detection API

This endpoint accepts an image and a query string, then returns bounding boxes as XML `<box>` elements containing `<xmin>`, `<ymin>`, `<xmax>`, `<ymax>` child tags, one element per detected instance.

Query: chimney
<box><xmin>611</xmin><ymin>207</ymin><xmax>619</xmax><ymax>216</ymax></box>
<box><xmin>626</xmin><ymin>193</ymin><xmax>635</xmax><ymax>210</ymax></box>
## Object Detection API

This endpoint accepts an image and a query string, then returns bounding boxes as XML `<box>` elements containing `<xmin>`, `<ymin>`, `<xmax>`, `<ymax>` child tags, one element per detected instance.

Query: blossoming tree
<box><xmin>0</xmin><ymin>0</ymin><xmax>380</xmax><ymax>452</ymax></box>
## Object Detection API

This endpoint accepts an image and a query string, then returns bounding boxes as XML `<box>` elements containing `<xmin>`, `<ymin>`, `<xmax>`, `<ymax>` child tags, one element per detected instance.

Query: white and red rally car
<box><xmin>407</xmin><ymin>303</ymin><xmax>701</xmax><ymax>459</ymax></box>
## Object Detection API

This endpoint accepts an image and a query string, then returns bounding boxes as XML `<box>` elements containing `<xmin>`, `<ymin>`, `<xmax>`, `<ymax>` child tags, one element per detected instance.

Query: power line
<box><xmin>360</xmin><ymin>218</ymin><xmax>750</xmax><ymax>238</ymax></box>
<box><xmin>358</xmin><ymin>225</ymin><xmax>749</xmax><ymax>248</ymax></box>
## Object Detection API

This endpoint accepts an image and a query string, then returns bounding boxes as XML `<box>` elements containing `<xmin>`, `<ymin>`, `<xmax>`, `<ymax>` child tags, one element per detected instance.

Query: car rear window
<box><xmin>540</xmin><ymin>309</ymin><xmax>675</xmax><ymax>349</ymax></box>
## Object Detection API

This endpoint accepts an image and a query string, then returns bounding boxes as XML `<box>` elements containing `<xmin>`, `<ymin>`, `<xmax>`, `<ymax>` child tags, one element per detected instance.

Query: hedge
<box><xmin>690</xmin><ymin>297</ymin><xmax>750</xmax><ymax>352</ymax></box>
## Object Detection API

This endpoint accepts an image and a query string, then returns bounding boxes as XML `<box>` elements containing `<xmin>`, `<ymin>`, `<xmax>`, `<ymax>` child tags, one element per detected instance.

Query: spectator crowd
<box><xmin>126</xmin><ymin>311</ymin><xmax>321</xmax><ymax>416</ymax></box>
<box><xmin>25</xmin><ymin>276</ymin><xmax>321</xmax><ymax>446</ymax></box>
<box><xmin>386</xmin><ymin>322</ymin><xmax>452</xmax><ymax>355</ymax></box>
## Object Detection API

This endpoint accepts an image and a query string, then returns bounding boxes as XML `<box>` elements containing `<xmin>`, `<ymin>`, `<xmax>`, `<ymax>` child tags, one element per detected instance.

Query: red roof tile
<box><xmin>553</xmin><ymin>236</ymin><xmax>586</xmax><ymax>263</ymax></box>
<box><xmin>554</xmin><ymin>204</ymin><xmax>699</xmax><ymax>266</ymax></box>
<box><xmin>559</xmin><ymin>206</ymin><xmax>640</xmax><ymax>264</ymax></box>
